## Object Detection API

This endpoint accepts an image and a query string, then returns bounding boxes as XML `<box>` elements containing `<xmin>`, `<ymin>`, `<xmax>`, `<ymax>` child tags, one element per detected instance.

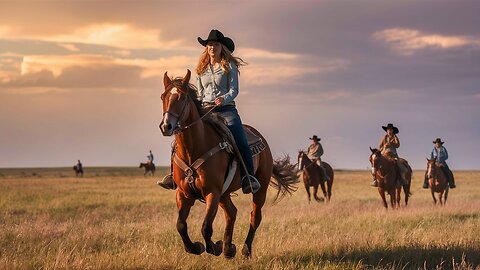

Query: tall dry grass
<box><xmin>0</xmin><ymin>168</ymin><xmax>479</xmax><ymax>269</ymax></box>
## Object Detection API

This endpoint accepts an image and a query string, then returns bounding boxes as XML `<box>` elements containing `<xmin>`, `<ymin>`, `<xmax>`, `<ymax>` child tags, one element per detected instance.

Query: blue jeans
<box><xmin>212</xmin><ymin>105</ymin><xmax>254</xmax><ymax>178</ymax></box>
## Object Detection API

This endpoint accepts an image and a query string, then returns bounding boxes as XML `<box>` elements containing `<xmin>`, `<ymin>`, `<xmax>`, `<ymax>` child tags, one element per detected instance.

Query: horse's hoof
<box><xmin>186</xmin><ymin>242</ymin><xmax>205</xmax><ymax>255</ymax></box>
<box><xmin>206</xmin><ymin>240</ymin><xmax>223</xmax><ymax>256</ymax></box>
<box><xmin>224</xmin><ymin>244</ymin><xmax>236</xmax><ymax>259</ymax></box>
<box><xmin>242</xmin><ymin>244</ymin><xmax>251</xmax><ymax>259</ymax></box>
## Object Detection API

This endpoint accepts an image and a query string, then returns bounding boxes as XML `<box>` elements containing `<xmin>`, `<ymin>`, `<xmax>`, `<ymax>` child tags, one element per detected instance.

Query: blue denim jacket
<box><xmin>431</xmin><ymin>146</ymin><xmax>448</xmax><ymax>165</ymax></box>
<box><xmin>197</xmin><ymin>61</ymin><xmax>239</xmax><ymax>105</ymax></box>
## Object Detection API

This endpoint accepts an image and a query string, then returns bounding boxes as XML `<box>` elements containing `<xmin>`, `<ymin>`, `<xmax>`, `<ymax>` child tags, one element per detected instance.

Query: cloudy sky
<box><xmin>1</xmin><ymin>0</ymin><xmax>479</xmax><ymax>169</ymax></box>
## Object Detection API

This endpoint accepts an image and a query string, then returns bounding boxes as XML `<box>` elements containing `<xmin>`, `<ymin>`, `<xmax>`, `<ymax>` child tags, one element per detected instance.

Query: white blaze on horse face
<box><xmin>371</xmin><ymin>154</ymin><xmax>376</xmax><ymax>175</ymax></box>
<box><xmin>170</xmin><ymin>87</ymin><xmax>178</xmax><ymax>95</ymax></box>
<box><xmin>427</xmin><ymin>164</ymin><xmax>432</xmax><ymax>178</ymax></box>
<box><xmin>298</xmin><ymin>156</ymin><xmax>302</xmax><ymax>171</ymax></box>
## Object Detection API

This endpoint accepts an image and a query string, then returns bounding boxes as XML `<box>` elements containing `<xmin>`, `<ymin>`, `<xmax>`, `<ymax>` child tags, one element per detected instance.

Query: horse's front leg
<box><xmin>378</xmin><ymin>188</ymin><xmax>388</xmax><ymax>209</ymax></box>
<box><xmin>219</xmin><ymin>195</ymin><xmax>237</xmax><ymax>259</ymax></box>
<box><xmin>176</xmin><ymin>191</ymin><xmax>205</xmax><ymax>255</ymax></box>
<box><xmin>202</xmin><ymin>193</ymin><xmax>223</xmax><ymax>256</ymax></box>
<box><xmin>431</xmin><ymin>189</ymin><xmax>437</xmax><ymax>205</ymax></box>
<box><xmin>304</xmin><ymin>181</ymin><xmax>311</xmax><ymax>204</ymax></box>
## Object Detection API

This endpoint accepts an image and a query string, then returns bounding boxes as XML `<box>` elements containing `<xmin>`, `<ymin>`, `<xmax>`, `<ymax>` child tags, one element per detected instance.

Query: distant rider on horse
<box><xmin>423</xmin><ymin>138</ymin><xmax>456</xmax><ymax>189</ymax></box>
<box><xmin>372</xmin><ymin>123</ymin><xmax>408</xmax><ymax>187</ymax></box>
<box><xmin>158</xmin><ymin>29</ymin><xmax>261</xmax><ymax>194</ymax></box>
<box><xmin>306</xmin><ymin>135</ymin><xmax>330</xmax><ymax>181</ymax></box>
<box><xmin>147</xmin><ymin>150</ymin><xmax>154</xmax><ymax>164</ymax></box>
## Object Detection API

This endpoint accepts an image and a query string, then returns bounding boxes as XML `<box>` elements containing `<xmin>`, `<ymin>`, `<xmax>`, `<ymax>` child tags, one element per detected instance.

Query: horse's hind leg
<box><xmin>176</xmin><ymin>192</ymin><xmax>205</xmax><ymax>255</ymax></box>
<box><xmin>202</xmin><ymin>193</ymin><xmax>223</xmax><ymax>256</ymax></box>
<box><xmin>319</xmin><ymin>180</ymin><xmax>328</xmax><ymax>199</ymax></box>
<box><xmin>444</xmin><ymin>188</ymin><xmax>449</xmax><ymax>205</ymax></box>
<box><xmin>242</xmin><ymin>188</ymin><xmax>267</xmax><ymax>258</ymax></box>
<box><xmin>313</xmin><ymin>185</ymin><xmax>324</xmax><ymax>203</ymax></box>
<box><xmin>219</xmin><ymin>195</ymin><xmax>237</xmax><ymax>259</ymax></box>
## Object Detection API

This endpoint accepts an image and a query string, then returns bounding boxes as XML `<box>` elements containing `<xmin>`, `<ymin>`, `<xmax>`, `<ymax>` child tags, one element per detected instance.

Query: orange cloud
<box><xmin>374</xmin><ymin>28</ymin><xmax>480</xmax><ymax>55</ymax></box>
<box><xmin>0</xmin><ymin>23</ymin><xmax>187</xmax><ymax>50</ymax></box>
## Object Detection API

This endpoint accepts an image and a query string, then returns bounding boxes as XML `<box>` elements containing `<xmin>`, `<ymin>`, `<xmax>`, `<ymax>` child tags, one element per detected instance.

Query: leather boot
<box><xmin>423</xmin><ymin>174</ymin><xmax>429</xmax><ymax>189</ymax></box>
<box><xmin>242</xmin><ymin>175</ymin><xmax>261</xmax><ymax>194</ymax></box>
<box><xmin>157</xmin><ymin>174</ymin><xmax>177</xmax><ymax>189</ymax></box>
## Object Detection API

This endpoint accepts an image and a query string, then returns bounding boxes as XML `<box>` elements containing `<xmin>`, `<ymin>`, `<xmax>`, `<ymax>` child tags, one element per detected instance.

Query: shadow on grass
<box><xmin>254</xmin><ymin>245</ymin><xmax>479</xmax><ymax>269</ymax></box>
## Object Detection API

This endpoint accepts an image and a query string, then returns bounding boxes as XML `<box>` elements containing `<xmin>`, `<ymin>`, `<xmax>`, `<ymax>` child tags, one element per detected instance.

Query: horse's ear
<box><xmin>182</xmin><ymin>69</ymin><xmax>191</xmax><ymax>86</ymax></box>
<box><xmin>163</xmin><ymin>72</ymin><xmax>172</xmax><ymax>88</ymax></box>
<box><xmin>369</xmin><ymin>147</ymin><xmax>374</xmax><ymax>153</ymax></box>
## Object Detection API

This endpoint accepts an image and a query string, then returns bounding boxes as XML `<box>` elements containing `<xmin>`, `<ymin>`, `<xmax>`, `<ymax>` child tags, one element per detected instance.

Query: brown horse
<box><xmin>426</xmin><ymin>158</ymin><xmax>449</xmax><ymax>205</ymax></box>
<box><xmin>159</xmin><ymin>70</ymin><xmax>298</xmax><ymax>259</ymax></box>
<box><xmin>297</xmin><ymin>151</ymin><xmax>334</xmax><ymax>203</ymax></box>
<box><xmin>369</xmin><ymin>147</ymin><xmax>412</xmax><ymax>208</ymax></box>
<box><xmin>139</xmin><ymin>162</ymin><xmax>156</xmax><ymax>176</ymax></box>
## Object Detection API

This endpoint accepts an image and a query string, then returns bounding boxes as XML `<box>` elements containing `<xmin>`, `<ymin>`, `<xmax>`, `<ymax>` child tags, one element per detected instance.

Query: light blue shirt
<box><xmin>197</xmin><ymin>61</ymin><xmax>239</xmax><ymax>105</ymax></box>
<box><xmin>431</xmin><ymin>146</ymin><xmax>448</xmax><ymax>165</ymax></box>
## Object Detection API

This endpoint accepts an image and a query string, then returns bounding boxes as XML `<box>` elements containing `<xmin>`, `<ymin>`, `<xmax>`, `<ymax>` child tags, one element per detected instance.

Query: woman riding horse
<box><xmin>372</xmin><ymin>123</ymin><xmax>408</xmax><ymax>187</ymax></box>
<box><xmin>423</xmin><ymin>138</ymin><xmax>456</xmax><ymax>189</ymax></box>
<box><xmin>158</xmin><ymin>29</ymin><xmax>260</xmax><ymax>194</ymax></box>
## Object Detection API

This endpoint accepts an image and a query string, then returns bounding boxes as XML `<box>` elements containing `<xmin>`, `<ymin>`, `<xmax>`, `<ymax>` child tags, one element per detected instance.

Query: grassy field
<box><xmin>0</xmin><ymin>167</ymin><xmax>479</xmax><ymax>270</ymax></box>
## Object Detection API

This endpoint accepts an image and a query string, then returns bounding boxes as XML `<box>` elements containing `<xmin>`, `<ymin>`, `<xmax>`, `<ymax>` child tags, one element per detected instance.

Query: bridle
<box><xmin>371</xmin><ymin>152</ymin><xmax>393</xmax><ymax>179</ymax></box>
<box><xmin>161</xmin><ymin>82</ymin><xmax>217</xmax><ymax>134</ymax></box>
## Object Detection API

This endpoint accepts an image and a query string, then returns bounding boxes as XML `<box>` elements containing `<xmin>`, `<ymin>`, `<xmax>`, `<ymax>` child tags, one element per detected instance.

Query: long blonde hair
<box><xmin>196</xmin><ymin>44</ymin><xmax>246</xmax><ymax>75</ymax></box>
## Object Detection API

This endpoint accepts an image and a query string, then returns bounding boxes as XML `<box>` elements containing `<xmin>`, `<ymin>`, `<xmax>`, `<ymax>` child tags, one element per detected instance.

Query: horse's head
<box><xmin>426</xmin><ymin>158</ymin><xmax>437</xmax><ymax>179</ymax></box>
<box><xmin>297</xmin><ymin>150</ymin><xmax>306</xmax><ymax>171</ymax></box>
<box><xmin>139</xmin><ymin>163</ymin><xmax>144</xmax><ymax>168</ymax></box>
<box><xmin>369</xmin><ymin>147</ymin><xmax>382</xmax><ymax>176</ymax></box>
<box><xmin>159</xmin><ymin>70</ymin><xmax>194</xmax><ymax>136</ymax></box>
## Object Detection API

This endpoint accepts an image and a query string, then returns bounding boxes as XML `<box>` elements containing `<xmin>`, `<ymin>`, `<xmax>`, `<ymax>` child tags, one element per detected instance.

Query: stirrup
<box><xmin>157</xmin><ymin>174</ymin><xmax>177</xmax><ymax>190</ymax></box>
<box><xmin>242</xmin><ymin>175</ymin><xmax>261</xmax><ymax>194</ymax></box>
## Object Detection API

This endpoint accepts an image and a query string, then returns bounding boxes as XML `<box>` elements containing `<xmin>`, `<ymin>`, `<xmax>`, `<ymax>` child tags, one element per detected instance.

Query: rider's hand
<box><xmin>214</xmin><ymin>97</ymin><xmax>224</xmax><ymax>105</ymax></box>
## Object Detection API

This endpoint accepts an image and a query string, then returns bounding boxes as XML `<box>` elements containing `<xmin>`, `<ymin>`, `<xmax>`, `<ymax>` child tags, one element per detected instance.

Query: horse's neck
<box><xmin>174</xmin><ymin>104</ymin><xmax>206</xmax><ymax>163</ymax></box>
<box><xmin>377</xmin><ymin>156</ymin><xmax>394</xmax><ymax>177</ymax></box>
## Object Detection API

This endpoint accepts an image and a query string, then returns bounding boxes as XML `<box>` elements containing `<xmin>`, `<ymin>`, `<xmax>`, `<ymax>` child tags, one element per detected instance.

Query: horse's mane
<box><xmin>171</xmin><ymin>78</ymin><xmax>205</xmax><ymax>116</ymax></box>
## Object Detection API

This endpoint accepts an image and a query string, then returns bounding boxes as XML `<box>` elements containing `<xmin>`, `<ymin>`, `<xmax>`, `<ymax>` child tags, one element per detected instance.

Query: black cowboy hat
<box><xmin>433</xmin><ymin>138</ymin><xmax>444</xmax><ymax>144</ymax></box>
<box><xmin>382</xmin><ymin>123</ymin><xmax>399</xmax><ymax>134</ymax></box>
<box><xmin>197</xmin><ymin>29</ymin><xmax>235</xmax><ymax>53</ymax></box>
<box><xmin>309</xmin><ymin>135</ymin><xmax>321</xmax><ymax>141</ymax></box>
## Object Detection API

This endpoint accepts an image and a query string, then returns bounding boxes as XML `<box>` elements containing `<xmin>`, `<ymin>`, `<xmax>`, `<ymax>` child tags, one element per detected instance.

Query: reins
<box><xmin>163</xmin><ymin>82</ymin><xmax>218</xmax><ymax>133</ymax></box>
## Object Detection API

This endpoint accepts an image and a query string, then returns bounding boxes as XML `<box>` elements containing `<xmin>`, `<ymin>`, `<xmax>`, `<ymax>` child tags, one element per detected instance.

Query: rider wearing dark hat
<box><xmin>306</xmin><ymin>135</ymin><xmax>329</xmax><ymax>181</ymax></box>
<box><xmin>423</xmin><ymin>138</ymin><xmax>456</xmax><ymax>189</ymax></box>
<box><xmin>372</xmin><ymin>123</ymin><xmax>408</xmax><ymax>187</ymax></box>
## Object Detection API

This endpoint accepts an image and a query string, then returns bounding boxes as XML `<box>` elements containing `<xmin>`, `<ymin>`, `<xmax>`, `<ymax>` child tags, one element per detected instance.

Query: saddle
<box><xmin>206</xmin><ymin>113</ymin><xmax>266</xmax><ymax>157</ymax></box>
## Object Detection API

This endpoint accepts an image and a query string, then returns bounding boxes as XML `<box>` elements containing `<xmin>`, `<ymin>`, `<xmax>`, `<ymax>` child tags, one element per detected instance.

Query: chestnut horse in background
<box><xmin>297</xmin><ymin>151</ymin><xmax>334</xmax><ymax>203</ymax></box>
<box><xmin>369</xmin><ymin>147</ymin><xmax>411</xmax><ymax>209</ymax></box>
<box><xmin>159</xmin><ymin>70</ymin><xmax>298</xmax><ymax>259</ymax></box>
<box><xmin>426</xmin><ymin>158</ymin><xmax>449</xmax><ymax>205</ymax></box>
<box><xmin>139</xmin><ymin>162</ymin><xmax>156</xmax><ymax>176</ymax></box>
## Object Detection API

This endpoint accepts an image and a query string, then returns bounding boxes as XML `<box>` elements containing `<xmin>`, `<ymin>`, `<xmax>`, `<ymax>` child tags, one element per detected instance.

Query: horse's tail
<box><xmin>270</xmin><ymin>154</ymin><xmax>299</xmax><ymax>203</ymax></box>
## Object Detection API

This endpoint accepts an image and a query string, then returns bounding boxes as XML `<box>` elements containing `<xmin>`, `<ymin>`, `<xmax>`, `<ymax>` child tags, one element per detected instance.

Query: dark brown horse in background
<box><xmin>369</xmin><ymin>147</ymin><xmax>411</xmax><ymax>209</ymax></box>
<box><xmin>73</xmin><ymin>164</ymin><xmax>83</xmax><ymax>177</ymax></box>
<box><xmin>426</xmin><ymin>158</ymin><xmax>449</xmax><ymax>205</ymax></box>
<box><xmin>297</xmin><ymin>151</ymin><xmax>334</xmax><ymax>203</ymax></box>
<box><xmin>159</xmin><ymin>70</ymin><xmax>298</xmax><ymax>259</ymax></box>
<box><xmin>139</xmin><ymin>162</ymin><xmax>156</xmax><ymax>176</ymax></box>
